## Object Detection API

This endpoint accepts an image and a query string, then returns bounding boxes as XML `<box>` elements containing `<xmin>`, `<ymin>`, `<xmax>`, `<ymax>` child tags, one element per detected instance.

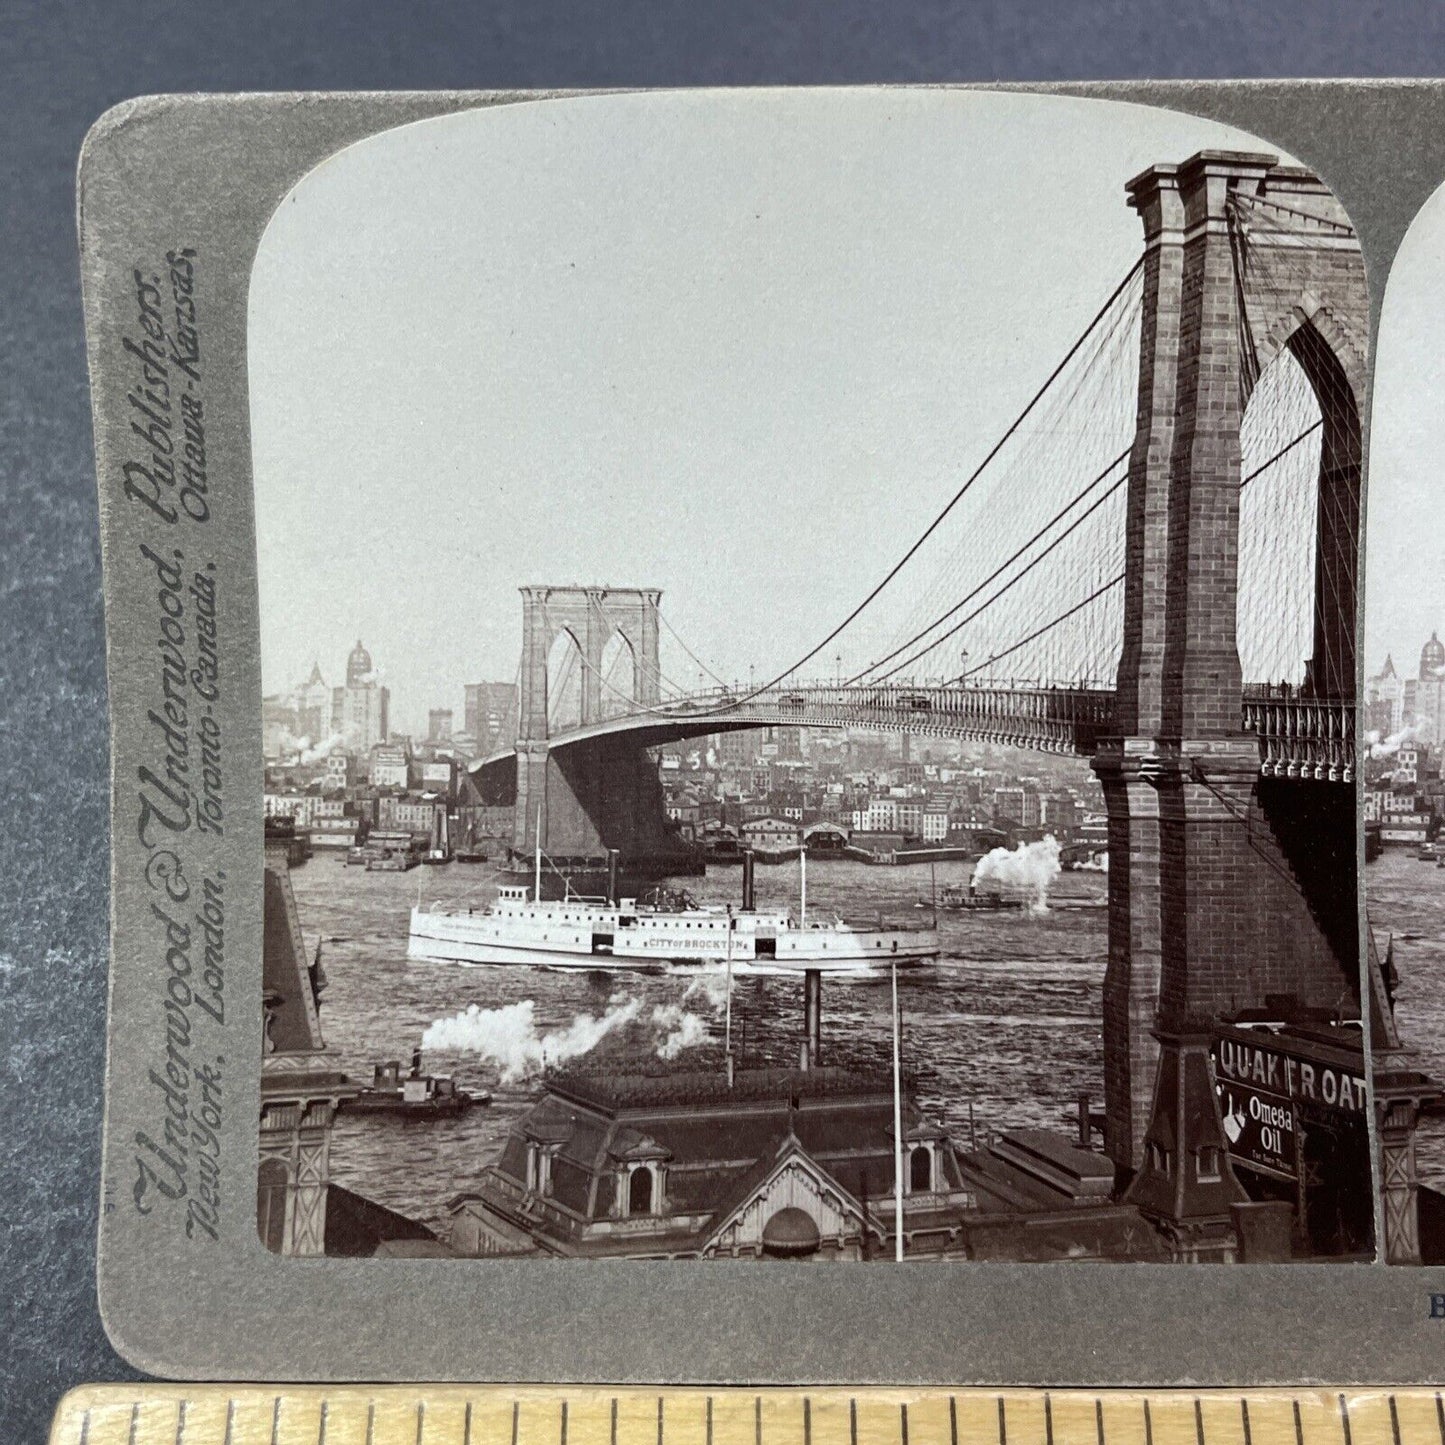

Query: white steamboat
<box><xmin>407</xmin><ymin>849</ymin><xmax>938</xmax><ymax>979</ymax></box>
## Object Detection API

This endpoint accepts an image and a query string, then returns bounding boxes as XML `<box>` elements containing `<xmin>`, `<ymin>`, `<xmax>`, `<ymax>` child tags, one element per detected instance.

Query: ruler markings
<box><xmin>53</xmin><ymin>1390</ymin><xmax>1445</xmax><ymax>1445</ymax></box>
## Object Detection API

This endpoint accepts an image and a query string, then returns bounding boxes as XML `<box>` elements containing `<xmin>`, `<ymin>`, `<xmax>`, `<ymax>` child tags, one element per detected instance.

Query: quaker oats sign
<box><xmin>75</xmin><ymin>84</ymin><xmax>1445</xmax><ymax>1385</ymax></box>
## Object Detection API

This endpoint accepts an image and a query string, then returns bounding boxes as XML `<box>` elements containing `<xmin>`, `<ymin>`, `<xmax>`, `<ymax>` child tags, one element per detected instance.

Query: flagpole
<box><xmin>725</xmin><ymin>904</ymin><xmax>734</xmax><ymax>1084</ymax></box>
<box><xmin>891</xmin><ymin>959</ymin><xmax>904</xmax><ymax>1263</ymax></box>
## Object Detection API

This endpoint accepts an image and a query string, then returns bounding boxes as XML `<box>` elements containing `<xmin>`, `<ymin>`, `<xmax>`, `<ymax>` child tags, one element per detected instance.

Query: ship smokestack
<box><xmin>411</xmin><ymin>1046</ymin><xmax>423</xmax><ymax>1078</ymax></box>
<box><xmin>1077</xmin><ymin>1090</ymin><xmax>1091</xmax><ymax>1147</ymax></box>
<box><xmin>742</xmin><ymin>849</ymin><xmax>755</xmax><ymax>912</ymax></box>
<box><xmin>606</xmin><ymin>848</ymin><xmax>620</xmax><ymax>907</ymax></box>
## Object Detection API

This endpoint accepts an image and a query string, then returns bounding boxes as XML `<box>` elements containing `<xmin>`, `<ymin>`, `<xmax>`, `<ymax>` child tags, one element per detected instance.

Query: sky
<box><xmin>249</xmin><ymin>89</ymin><xmax>1306</xmax><ymax>736</ymax></box>
<box><xmin>1365</xmin><ymin>187</ymin><xmax>1445</xmax><ymax>679</ymax></box>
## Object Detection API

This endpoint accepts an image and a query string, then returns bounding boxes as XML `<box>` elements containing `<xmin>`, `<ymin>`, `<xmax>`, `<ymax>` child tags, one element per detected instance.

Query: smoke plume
<box><xmin>1369</xmin><ymin>724</ymin><xmax>1422</xmax><ymax>759</ymax></box>
<box><xmin>421</xmin><ymin>994</ymin><xmax>712</xmax><ymax>1082</ymax></box>
<box><xmin>971</xmin><ymin>834</ymin><xmax>1062</xmax><ymax>912</ymax></box>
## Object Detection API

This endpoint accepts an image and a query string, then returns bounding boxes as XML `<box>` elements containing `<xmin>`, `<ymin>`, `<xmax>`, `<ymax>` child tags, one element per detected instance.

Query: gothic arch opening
<box><xmin>546</xmin><ymin>628</ymin><xmax>584</xmax><ymax>735</ymax></box>
<box><xmin>599</xmin><ymin>630</ymin><xmax>637</xmax><ymax>719</ymax></box>
<box><xmin>1236</xmin><ymin>346</ymin><xmax>1324</xmax><ymax>689</ymax></box>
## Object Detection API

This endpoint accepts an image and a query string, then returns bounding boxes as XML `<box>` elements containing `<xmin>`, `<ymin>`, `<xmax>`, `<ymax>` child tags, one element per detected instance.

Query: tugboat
<box><xmin>937</xmin><ymin>882</ymin><xmax>1025</xmax><ymax>912</ymax></box>
<box><xmin>342</xmin><ymin>1048</ymin><xmax>487</xmax><ymax>1118</ymax></box>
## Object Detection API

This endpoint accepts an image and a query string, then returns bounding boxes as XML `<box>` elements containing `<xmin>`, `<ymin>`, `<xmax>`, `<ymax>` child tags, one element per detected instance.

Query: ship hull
<box><xmin>407</xmin><ymin>908</ymin><xmax>937</xmax><ymax>979</ymax></box>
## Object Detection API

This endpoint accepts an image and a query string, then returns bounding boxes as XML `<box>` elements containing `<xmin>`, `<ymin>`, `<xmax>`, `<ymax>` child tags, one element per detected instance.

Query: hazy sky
<box><xmin>1366</xmin><ymin>187</ymin><xmax>1445</xmax><ymax>678</ymax></box>
<box><xmin>250</xmin><ymin>89</ymin><xmax>1301</xmax><ymax>735</ymax></box>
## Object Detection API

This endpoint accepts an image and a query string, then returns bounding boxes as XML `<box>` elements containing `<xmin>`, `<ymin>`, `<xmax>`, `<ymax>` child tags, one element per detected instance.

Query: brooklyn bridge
<box><xmin>467</xmin><ymin>151</ymin><xmax>1389</xmax><ymax>1257</ymax></box>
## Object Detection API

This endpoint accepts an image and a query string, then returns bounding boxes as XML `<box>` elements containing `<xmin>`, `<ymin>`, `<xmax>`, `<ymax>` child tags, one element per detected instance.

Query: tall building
<box><xmin>331</xmin><ymin>639</ymin><xmax>390</xmax><ymax>755</ymax></box>
<box><xmin>1406</xmin><ymin>632</ymin><xmax>1445</xmax><ymax>747</ymax></box>
<box><xmin>716</xmin><ymin>729</ymin><xmax>756</xmax><ymax>768</ymax></box>
<box><xmin>1368</xmin><ymin>655</ymin><xmax>1404</xmax><ymax>738</ymax></box>
<box><xmin>294</xmin><ymin>661</ymin><xmax>330</xmax><ymax>743</ymax></box>
<box><xmin>428</xmin><ymin>708</ymin><xmax>453</xmax><ymax>742</ymax></box>
<box><xmin>463</xmin><ymin>681</ymin><xmax>519</xmax><ymax>754</ymax></box>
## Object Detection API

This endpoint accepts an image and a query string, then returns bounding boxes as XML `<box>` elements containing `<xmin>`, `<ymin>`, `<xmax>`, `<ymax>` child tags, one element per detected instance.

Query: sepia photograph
<box><xmin>248</xmin><ymin>90</ymin><xmax>1377</xmax><ymax>1264</ymax></box>
<box><xmin>1360</xmin><ymin>169</ymin><xmax>1445</xmax><ymax>1265</ymax></box>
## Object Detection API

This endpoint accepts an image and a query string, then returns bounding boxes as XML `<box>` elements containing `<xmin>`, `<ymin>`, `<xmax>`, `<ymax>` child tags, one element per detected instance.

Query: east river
<box><xmin>290</xmin><ymin>856</ymin><xmax>1108</xmax><ymax>1226</ymax></box>
<box><xmin>1364</xmin><ymin>848</ymin><xmax>1445</xmax><ymax>1190</ymax></box>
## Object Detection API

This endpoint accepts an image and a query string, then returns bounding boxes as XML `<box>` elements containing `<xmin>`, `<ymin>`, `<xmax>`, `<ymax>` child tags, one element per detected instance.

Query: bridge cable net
<box><xmin>854</xmin><ymin>262</ymin><xmax>1144</xmax><ymax>691</ymax></box>
<box><xmin>1227</xmin><ymin>193</ymin><xmax>1350</xmax><ymax>694</ymax></box>
<box><xmin>543</xmin><ymin>595</ymin><xmax>717</xmax><ymax>732</ymax></box>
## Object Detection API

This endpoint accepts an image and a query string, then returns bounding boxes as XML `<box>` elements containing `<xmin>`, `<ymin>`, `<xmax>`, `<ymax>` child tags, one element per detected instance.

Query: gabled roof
<box><xmin>703</xmin><ymin>1132</ymin><xmax>884</xmax><ymax>1251</ymax></box>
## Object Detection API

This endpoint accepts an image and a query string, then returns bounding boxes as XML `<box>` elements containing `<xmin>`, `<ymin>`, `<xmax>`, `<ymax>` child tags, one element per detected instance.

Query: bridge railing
<box><xmin>597</xmin><ymin>681</ymin><xmax>1356</xmax><ymax>779</ymax></box>
<box><xmin>651</xmin><ymin>680</ymin><xmax>1119</xmax><ymax>755</ymax></box>
<box><xmin>1240</xmin><ymin>690</ymin><xmax>1355</xmax><ymax>783</ymax></box>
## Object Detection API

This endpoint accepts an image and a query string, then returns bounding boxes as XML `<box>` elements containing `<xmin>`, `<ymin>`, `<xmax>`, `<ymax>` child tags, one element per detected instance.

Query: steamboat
<box><xmin>407</xmin><ymin>848</ymin><xmax>938</xmax><ymax>978</ymax></box>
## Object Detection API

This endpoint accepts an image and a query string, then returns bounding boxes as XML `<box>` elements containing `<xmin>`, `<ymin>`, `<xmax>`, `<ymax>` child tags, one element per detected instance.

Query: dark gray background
<box><xmin>5</xmin><ymin>4</ymin><xmax>1445</xmax><ymax>1442</ymax></box>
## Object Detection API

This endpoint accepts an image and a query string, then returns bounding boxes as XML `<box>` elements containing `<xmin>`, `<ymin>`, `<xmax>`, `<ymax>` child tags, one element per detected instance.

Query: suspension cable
<box><xmin>714</xmin><ymin>258</ymin><xmax>1146</xmax><ymax>709</ymax></box>
<box><xmin>846</xmin><ymin>448</ymin><xmax>1129</xmax><ymax>686</ymax></box>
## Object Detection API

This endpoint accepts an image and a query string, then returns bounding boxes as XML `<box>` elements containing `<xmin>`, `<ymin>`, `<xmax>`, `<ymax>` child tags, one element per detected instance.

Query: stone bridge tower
<box><xmin>512</xmin><ymin>586</ymin><xmax>670</xmax><ymax>861</ymax></box>
<box><xmin>1094</xmin><ymin>152</ymin><xmax>1367</xmax><ymax>1239</ymax></box>
<box><xmin>518</xmin><ymin>585</ymin><xmax>662</xmax><ymax>740</ymax></box>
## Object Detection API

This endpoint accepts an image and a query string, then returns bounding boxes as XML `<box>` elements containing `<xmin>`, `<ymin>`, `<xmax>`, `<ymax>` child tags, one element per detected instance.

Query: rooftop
<box><xmin>547</xmin><ymin>1063</ymin><xmax>903</xmax><ymax>1113</ymax></box>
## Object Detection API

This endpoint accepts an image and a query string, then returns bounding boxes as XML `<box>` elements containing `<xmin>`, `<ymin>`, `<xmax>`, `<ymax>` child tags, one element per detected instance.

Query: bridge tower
<box><xmin>514</xmin><ymin>586</ymin><xmax>667</xmax><ymax>859</ymax></box>
<box><xmin>1094</xmin><ymin>152</ymin><xmax>1367</xmax><ymax>1237</ymax></box>
<box><xmin>518</xmin><ymin>585</ymin><xmax>662</xmax><ymax>739</ymax></box>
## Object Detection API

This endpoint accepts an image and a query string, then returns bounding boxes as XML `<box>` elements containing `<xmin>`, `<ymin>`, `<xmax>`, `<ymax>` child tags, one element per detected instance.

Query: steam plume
<box><xmin>971</xmin><ymin>834</ymin><xmax>1062</xmax><ymax>912</ymax></box>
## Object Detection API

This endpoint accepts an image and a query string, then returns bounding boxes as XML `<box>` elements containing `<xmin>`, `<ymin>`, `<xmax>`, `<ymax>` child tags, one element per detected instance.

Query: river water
<box><xmin>1364</xmin><ymin>848</ymin><xmax>1445</xmax><ymax>1190</ymax></box>
<box><xmin>291</xmin><ymin>856</ymin><xmax>1109</xmax><ymax>1227</ymax></box>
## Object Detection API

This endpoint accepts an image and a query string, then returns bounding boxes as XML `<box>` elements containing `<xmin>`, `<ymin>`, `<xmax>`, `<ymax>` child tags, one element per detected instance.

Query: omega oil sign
<box><xmin>1210</xmin><ymin>1036</ymin><xmax>1368</xmax><ymax>1182</ymax></box>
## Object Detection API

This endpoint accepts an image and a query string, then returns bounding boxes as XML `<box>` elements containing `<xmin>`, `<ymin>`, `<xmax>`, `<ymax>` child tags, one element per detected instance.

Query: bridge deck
<box><xmin>476</xmin><ymin>684</ymin><xmax>1355</xmax><ymax>782</ymax></box>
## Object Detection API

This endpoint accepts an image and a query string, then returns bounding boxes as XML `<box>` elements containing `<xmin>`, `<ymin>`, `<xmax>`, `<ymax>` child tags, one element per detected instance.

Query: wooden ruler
<box><xmin>46</xmin><ymin>1387</ymin><xmax>1445</xmax><ymax>1445</ymax></box>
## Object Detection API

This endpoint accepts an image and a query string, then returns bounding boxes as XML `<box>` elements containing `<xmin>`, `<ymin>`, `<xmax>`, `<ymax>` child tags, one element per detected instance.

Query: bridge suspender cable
<box><xmin>720</xmin><ymin>257</ymin><xmax>1146</xmax><ymax>710</ymax></box>
<box><xmin>957</xmin><ymin>575</ymin><xmax>1125</xmax><ymax>682</ymax></box>
<box><xmin>844</xmin><ymin>448</ymin><xmax>1130</xmax><ymax>686</ymax></box>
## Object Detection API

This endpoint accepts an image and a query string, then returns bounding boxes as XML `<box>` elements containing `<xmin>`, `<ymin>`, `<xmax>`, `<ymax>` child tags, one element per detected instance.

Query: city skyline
<box><xmin>249</xmin><ymin>91</ymin><xmax>1301</xmax><ymax>737</ymax></box>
